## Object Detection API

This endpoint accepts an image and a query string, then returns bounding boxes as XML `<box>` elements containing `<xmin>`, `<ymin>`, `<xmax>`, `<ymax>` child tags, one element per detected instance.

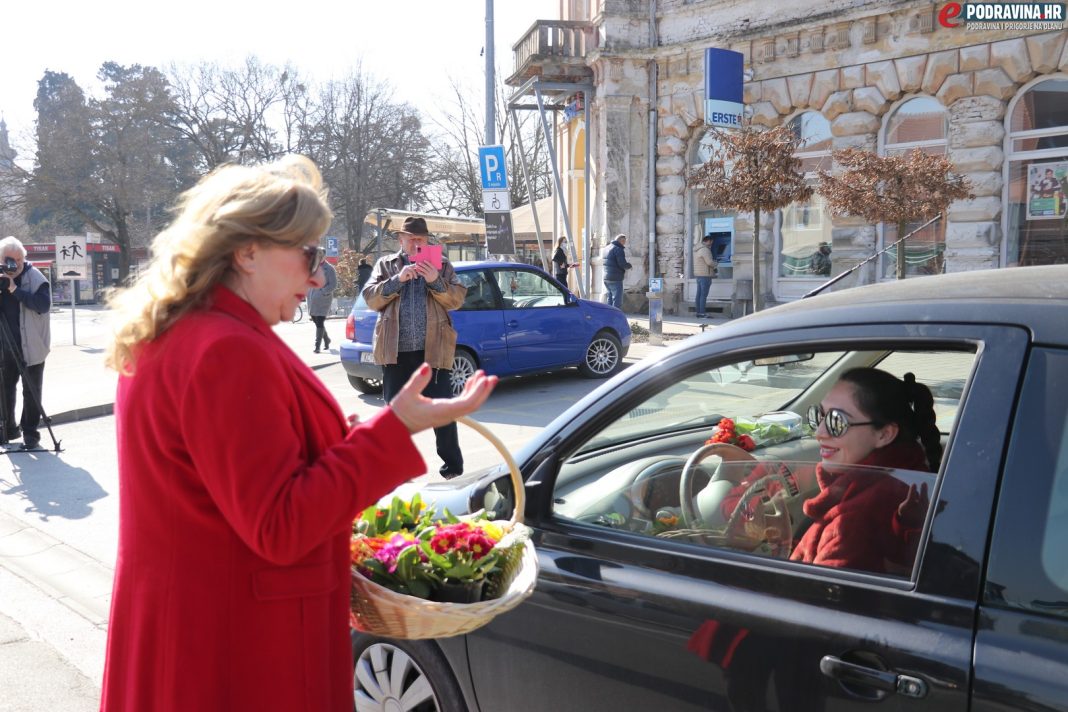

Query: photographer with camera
<box><xmin>0</xmin><ymin>236</ymin><xmax>51</xmax><ymax>450</ymax></box>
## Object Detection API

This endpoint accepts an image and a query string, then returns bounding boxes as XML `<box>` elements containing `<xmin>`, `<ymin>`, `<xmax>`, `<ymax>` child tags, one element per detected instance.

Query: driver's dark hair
<box><xmin>839</xmin><ymin>367</ymin><xmax>942</xmax><ymax>472</ymax></box>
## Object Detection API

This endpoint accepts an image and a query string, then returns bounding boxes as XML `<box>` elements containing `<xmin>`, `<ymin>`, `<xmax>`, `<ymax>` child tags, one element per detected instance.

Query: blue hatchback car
<box><xmin>340</xmin><ymin>261</ymin><xmax>631</xmax><ymax>395</ymax></box>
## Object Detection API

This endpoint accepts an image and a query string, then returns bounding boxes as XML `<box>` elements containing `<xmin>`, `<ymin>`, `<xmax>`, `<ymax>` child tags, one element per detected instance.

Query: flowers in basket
<box><xmin>352</xmin><ymin>494</ymin><xmax>522</xmax><ymax>604</ymax></box>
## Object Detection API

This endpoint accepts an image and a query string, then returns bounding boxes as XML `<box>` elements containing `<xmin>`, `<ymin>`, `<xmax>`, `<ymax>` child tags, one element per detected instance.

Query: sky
<box><xmin>0</xmin><ymin>0</ymin><xmax>557</xmax><ymax>157</ymax></box>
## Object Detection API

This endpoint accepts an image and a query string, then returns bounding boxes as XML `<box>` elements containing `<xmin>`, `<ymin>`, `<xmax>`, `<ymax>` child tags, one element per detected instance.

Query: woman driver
<box><xmin>709</xmin><ymin>367</ymin><xmax>940</xmax><ymax>573</ymax></box>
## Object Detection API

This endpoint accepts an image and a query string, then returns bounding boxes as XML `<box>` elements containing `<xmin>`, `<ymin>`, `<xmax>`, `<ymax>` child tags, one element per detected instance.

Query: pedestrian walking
<box><xmin>308</xmin><ymin>258</ymin><xmax>337</xmax><ymax>352</ymax></box>
<box><xmin>100</xmin><ymin>155</ymin><xmax>496</xmax><ymax>712</ymax></box>
<box><xmin>362</xmin><ymin>216</ymin><xmax>469</xmax><ymax>478</ymax></box>
<box><xmin>693</xmin><ymin>233</ymin><xmax>717</xmax><ymax>318</ymax></box>
<box><xmin>602</xmin><ymin>233</ymin><xmax>631</xmax><ymax>309</ymax></box>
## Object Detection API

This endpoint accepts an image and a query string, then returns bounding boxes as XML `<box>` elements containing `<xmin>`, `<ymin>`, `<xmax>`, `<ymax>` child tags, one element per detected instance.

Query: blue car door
<box><xmin>490</xmin><ymin>267</ymin><xmax>586</xmax><ymax>372</ymax></box>
<box><xmin>452</xmin><ymin>269</ymin><xmax>508</xmax><ymax>375</ymax></box>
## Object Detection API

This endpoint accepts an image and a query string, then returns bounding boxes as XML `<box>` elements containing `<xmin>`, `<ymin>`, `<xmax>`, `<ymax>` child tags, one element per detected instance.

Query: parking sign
<box><xmin>478</xmin><ymin>145</ymin><xmax>508</xmax><ymax>190</ymax></box>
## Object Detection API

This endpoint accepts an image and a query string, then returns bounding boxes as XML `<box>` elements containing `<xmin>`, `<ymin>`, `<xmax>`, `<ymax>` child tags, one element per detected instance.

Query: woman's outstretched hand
<box><xmin>390</xmin><ymin>363</ymin><xmax>498</xmax><ymax>434</ymax></box>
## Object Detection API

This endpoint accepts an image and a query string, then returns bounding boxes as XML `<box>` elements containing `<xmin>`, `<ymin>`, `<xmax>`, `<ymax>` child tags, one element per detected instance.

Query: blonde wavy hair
<box><xmin>106</xmin><ymin>154</ymin><xmax>332</xmax><ymax>374</ymax></box>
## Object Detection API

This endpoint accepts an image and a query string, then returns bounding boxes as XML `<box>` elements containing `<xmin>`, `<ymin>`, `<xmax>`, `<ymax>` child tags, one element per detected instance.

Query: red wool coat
<box><xmin>100</xmin><ymin>286</ymin><xmax>426</xmax><ymax>712</ymax></box>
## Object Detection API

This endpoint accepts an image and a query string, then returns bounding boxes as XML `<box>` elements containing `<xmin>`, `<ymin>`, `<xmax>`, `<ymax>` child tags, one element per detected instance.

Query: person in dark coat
<box><xmin>307</xmin><ymin>259</ymin><xmax>337</xmax><ymax>352</ymax></box>
<box><xmin>552</xmin><ymin>237</ymin><xmax>578</xmax><ymax>286</ymax></box>
<box><xmin>356</xmin><ymin>258</ymin><xmax>373</xmax><ymax>292</ymax></box>
<box><xmin>602</xmin><ymin>234</ymin><xmax>631</xmax><ymax>309</ymax></box>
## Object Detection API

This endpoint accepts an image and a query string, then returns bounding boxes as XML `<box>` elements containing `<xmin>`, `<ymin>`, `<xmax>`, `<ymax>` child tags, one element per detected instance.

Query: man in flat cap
<box><xmin>363</xmin><ymin>217</ymin><xmax>468</xmax><ymax>478</ymax></box>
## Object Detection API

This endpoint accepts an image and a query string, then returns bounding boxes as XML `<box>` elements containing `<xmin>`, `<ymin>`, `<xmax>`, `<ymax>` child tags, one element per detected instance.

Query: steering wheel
<box><xmin>723</xmin><ymin>473</ymin><xmax>794</xmax><ymax>557</ymax></box>
<box><xmin>679</xmin><ymin>443</ymin><xmax>729</xmax><ymax>527</ymax></box>
<box><xmin>628</xmin><ymin>458</ymin><xmax>686</xmax><ymax>520</ymax></box>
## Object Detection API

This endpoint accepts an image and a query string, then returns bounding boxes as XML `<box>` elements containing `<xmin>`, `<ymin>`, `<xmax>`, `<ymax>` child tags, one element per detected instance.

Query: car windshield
<box><xmin>580</xmin><ymin>351</ymin><xmax>846</xmax><ymax>453</ymax></box>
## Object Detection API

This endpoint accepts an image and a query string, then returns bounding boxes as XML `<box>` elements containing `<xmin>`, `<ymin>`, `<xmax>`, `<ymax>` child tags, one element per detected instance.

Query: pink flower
<box><xmin>374</xmin><ymin>534</ymin><xmax>418</xmax><ymax>573</ymax></box>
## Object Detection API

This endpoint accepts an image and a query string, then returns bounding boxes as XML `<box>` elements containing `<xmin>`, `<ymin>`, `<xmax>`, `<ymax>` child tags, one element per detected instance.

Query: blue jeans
<box><xmin>604</xmin><ymin>280</ymin><xmax>623</xmax><ymax>308</ymax></box>
<box><xmin>694</xmin><ymin>276</ymin><xmax>712</xmax><ymax>316</ymax></box>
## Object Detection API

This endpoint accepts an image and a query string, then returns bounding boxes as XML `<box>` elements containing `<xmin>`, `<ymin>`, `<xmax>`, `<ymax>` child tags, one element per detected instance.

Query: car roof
<box><xmin>707</xmin><ymin>264</ymin><xmax>1068</xmax><ymax>347</ymax></box>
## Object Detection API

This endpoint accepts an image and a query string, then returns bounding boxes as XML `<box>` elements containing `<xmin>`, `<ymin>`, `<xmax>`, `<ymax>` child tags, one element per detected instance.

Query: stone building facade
<box><xmin>561</xmin><ymin>0</ymin><xmax>1068</xmax><ymax>313</ymax></box>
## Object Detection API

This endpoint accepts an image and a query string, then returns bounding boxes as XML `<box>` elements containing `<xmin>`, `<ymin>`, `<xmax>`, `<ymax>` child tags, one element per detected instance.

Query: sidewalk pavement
<box><xmin>0</xmin><ymin>306</ymin><xmax>719</xmax><ymax>695</ymax></box>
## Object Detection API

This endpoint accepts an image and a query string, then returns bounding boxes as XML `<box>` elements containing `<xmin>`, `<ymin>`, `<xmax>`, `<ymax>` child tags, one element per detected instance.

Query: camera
<box><xmin>0</xmin><ymin>257</ymin><xmax>17</xmax><ymax>275</ymax></box>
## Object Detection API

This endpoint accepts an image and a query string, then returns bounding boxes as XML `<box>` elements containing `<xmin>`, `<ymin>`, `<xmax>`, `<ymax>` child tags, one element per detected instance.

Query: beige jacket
<box><xmin>694</xmin><ymin>244</ymin><xmax>717</xmax><ymax>278</ymax></box>
<box><xmin>362</xmin><ymin>252</ymin><xmax>466</xmax><ymax>369</ymax></box>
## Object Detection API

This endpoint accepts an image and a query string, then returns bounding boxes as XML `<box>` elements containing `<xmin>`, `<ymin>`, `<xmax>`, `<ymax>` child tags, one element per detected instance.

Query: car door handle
<box><xmin>819</xmin><ymin>656</ymin><xmax>928</xmax><ymax>699</ymax></box>
<box><xmin>507</xmin><ymin>320</ymin><xmax>519</xmax><ymax>328</ymax></box>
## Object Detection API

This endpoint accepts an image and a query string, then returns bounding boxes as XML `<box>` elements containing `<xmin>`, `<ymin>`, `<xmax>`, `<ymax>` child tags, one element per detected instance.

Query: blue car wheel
<box><xmin>579</xmin><ymin>332</ymin><xmax>622</xmax><ymax>378</ymax></box>
<box><xmin>449</xmin><ymin>350</ymin><xmax>478</xmax><ymax>397</ymax></box>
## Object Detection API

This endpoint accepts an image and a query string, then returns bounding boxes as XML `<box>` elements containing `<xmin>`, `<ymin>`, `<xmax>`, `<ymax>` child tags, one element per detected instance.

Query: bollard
<box><xmin>646</xmin><ymin>291</ymin><xmax>663</xmax><ymax>346</ymax></box>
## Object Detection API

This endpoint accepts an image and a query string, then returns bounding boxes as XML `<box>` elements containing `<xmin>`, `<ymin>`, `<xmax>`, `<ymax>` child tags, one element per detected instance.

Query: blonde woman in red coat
<box><xmin>100</xmin><ymin>155</ymin><xmax>496</xmax><ymax>711</ymax></box>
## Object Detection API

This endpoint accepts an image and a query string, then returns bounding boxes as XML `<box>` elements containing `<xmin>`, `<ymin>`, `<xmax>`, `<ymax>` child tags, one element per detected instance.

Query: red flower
<box><xmin>705</xmin><ymin>418</ymin><xmax>756</xmax><ymax>451</ymax></box>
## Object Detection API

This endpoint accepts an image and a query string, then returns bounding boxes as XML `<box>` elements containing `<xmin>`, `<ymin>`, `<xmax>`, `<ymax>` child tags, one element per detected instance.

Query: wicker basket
<box><xmin>350</xmin><ymin>415</ymin><xmax>538</xmax><ymax>639</ymax></box>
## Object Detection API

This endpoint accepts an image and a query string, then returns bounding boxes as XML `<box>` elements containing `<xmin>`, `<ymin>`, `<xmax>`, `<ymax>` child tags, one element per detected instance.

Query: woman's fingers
<box><xmin>390</xmin><ymin>364</ymin><xmax>498</xmax><ymax>434</ymax></box>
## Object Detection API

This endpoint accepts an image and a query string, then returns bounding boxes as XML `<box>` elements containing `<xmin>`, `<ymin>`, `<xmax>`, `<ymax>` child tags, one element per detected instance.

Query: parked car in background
<box><xmin>352</xmin><ymin>264</ymin><xmax>1068</xmax><ymax>712</ymax></box>
<box><xmin>340</xmin><ymin>261</ymin><xmax>631</xmax><ymax>395</ymax></box>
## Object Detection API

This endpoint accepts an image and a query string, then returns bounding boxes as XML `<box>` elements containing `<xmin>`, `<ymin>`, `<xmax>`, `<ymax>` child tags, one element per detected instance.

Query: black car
<box><xmin>353</xmin><ymin>264</ymin><xmax>1068</xmax><ymax>712</ymax></box>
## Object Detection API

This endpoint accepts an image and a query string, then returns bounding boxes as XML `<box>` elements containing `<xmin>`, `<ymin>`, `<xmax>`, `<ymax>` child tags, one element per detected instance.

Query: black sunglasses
<box><xmin>807</xmin><ymin>404</ymin><xmax>876</xmax><ymax>438</ymax></box>
<box><xmin>301</xmin><ymin>245</ymin><xmax>326</xmax><ymax>276</ymax></box>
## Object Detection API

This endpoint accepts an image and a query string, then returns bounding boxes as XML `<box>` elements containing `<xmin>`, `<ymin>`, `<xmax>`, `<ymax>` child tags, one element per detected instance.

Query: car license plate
<box><xmin>360</xmin><ymin>351</ymin><xmax>375</xmax><ymax>364</ymax></box>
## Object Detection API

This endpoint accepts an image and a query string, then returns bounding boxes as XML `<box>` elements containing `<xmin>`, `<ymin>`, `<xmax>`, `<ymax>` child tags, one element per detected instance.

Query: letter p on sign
<box><xmin>478</xmin><ymin>145</ymin><xmax>508</xmax><ymax>190</ymax></box>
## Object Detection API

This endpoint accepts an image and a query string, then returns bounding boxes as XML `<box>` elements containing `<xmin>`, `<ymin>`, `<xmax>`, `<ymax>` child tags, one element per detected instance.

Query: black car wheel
<box><xmin>353</xmin><ymin>637</ymin><xmax>464</xmax><ymax>712</ymax></box>
<box><xmin>450</xmin><ymin>349</ymin><xmax>478</xmax><ymax>397</ymax></box>
<box><xmin>348</xmin><ymin>374</ymin><xmax>384</xmax><ymax>394</ymax></box>
<box><xmin>579</xmin><ymin>331</ymin><xmax>622</xmax><ymax>378</ymax></box>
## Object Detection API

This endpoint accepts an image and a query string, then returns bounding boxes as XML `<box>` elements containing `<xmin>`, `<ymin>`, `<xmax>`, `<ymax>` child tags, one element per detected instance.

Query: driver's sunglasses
<box><xmin>301</xmin><ymin>245</ymin><xmax>326</xmax><ymax>276</ymax></box>
<box><xmin>807</xmin><ymin>404</ymin><xmax>876</xmax><ymax>438</ymax></box>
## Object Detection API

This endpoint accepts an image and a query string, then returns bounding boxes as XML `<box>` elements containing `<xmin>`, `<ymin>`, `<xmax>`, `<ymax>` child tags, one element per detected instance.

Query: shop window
<box><xmin>778</xmin><ymin>113</ymin><xmax>832</xmax><ymax>281</ymax></box>
<box><xmin>1006</xmin><ymin>78</ymin><xmax>1068</xmax><ymax>267</ymax></box>
<box><xmin>880</xmin><ymin>97</ymin><xmax>949</xmax><ymax>278</ymax></box>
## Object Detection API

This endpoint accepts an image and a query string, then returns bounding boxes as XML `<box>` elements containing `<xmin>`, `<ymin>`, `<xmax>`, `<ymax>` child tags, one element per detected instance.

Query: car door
<box><xmin>451</xmin><ymin>269</ymin><xmax>508</xmax><ymax>375</ymax></box>
<box><xmin>973</xmin><ymin>347</ymin><xmax>1068</xmax><ymax>711</ymax></box>
<box><xmin>490</xmin><ymin>267</ymin><xmax>586</xmax><ymax>372</ymax></box>
<box><xmin>465</xmin><ymin>324</ymin><xmax>1028</xmax><ymax>712</ymax></box>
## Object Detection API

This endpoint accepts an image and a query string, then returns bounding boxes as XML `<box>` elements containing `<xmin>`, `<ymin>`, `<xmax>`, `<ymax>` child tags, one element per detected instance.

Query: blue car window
<box><xmin>494</xmin><ymin>269</ymin><xmax>566</xmax><ymax>309</ymax></box>
<box><xmin>457</xmin><ymin>271</ymin><xmax>496</xmax><ymax>311</ymax></box>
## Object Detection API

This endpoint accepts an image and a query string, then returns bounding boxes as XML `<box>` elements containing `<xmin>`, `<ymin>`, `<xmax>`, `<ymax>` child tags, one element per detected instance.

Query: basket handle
<box><xmin>456</xmin><ymin>415</ymin><xmax>525</xmax><ymax>525</ymax></box>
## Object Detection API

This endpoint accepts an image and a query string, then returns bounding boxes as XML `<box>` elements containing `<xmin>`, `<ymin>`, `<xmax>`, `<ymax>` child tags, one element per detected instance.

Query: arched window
<box><xmin>777</xmin><ymin>112</ymin><xmax>832</xmax><ymax>290</ymax></box>
<box><xmin>880</xmin><ymin>97</ymin><xmax>949</xmax><ymax>278</ymax></box>
<box><xmin>690</xmin><ymin>130</ymin><xmax>735</xmax><ymax>281</ymax></box>
<box><xmin>1005</xmin><ymin>77</ymin><xmax>1068</xmax><ymax>267</ymax></box>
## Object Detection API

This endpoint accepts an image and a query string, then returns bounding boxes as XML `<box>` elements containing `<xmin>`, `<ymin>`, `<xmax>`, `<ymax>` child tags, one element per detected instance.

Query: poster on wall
<box><xmin>1026</xmin><ymin>160</ymin><xmax>1068</xmax><ymax>220</ymax></box>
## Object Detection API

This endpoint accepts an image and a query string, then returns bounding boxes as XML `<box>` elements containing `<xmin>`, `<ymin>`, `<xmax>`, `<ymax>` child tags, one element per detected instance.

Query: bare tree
<box><xmin>164</xmin><ymin>57</ymin><xmax>300</xmax><ymax>170</ymax></box>
<box><xmin>688</xmin><ymin>123</ymin><xmax>812</xmax><ymax>311</ymax></box>
<box><xmin>818</xmin><ymin>148</ymin><xmax>973</xmax><ymax>279</ymax></box>
<box><xmin>423</xmin><ymin>78</ymin><xmax>551</xmax><ymax>217</ymax></box>
<box><xmin>300</xmin><ymin>68</ymin><xmax>431</xmax><ymax>252</ymax></box>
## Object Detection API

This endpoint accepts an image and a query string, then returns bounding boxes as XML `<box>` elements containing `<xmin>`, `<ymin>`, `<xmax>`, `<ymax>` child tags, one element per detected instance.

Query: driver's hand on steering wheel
<box><xmin>704</xmin><ymin>442</ymin><xmax>758</xmax><ymax>483</ymax></box>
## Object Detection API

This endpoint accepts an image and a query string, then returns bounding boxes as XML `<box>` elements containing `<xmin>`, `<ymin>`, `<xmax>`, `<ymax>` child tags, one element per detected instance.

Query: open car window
<box><xmin>554</xmin><ymin>346</ymin><xmax>978</xmax><ymax>579</ymax></box>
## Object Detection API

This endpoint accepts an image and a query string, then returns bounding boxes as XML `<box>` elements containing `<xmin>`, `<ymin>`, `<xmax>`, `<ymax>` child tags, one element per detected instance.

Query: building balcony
<box><xmin>506</xmin><ymin>20</ymin><xmax>596</xmax><ymax>88</ymax></box>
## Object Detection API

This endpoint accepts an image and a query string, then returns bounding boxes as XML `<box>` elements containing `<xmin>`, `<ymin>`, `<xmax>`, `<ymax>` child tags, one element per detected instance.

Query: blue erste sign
<box><xmin>478</xmin><ymin>145</ymin><xmax>508</xmax><ymax>190</ymax></box>
<box><xmin>705</xmin><ymin>48</ymin><xmax>744</xmax><ymax>129</ymax></box>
